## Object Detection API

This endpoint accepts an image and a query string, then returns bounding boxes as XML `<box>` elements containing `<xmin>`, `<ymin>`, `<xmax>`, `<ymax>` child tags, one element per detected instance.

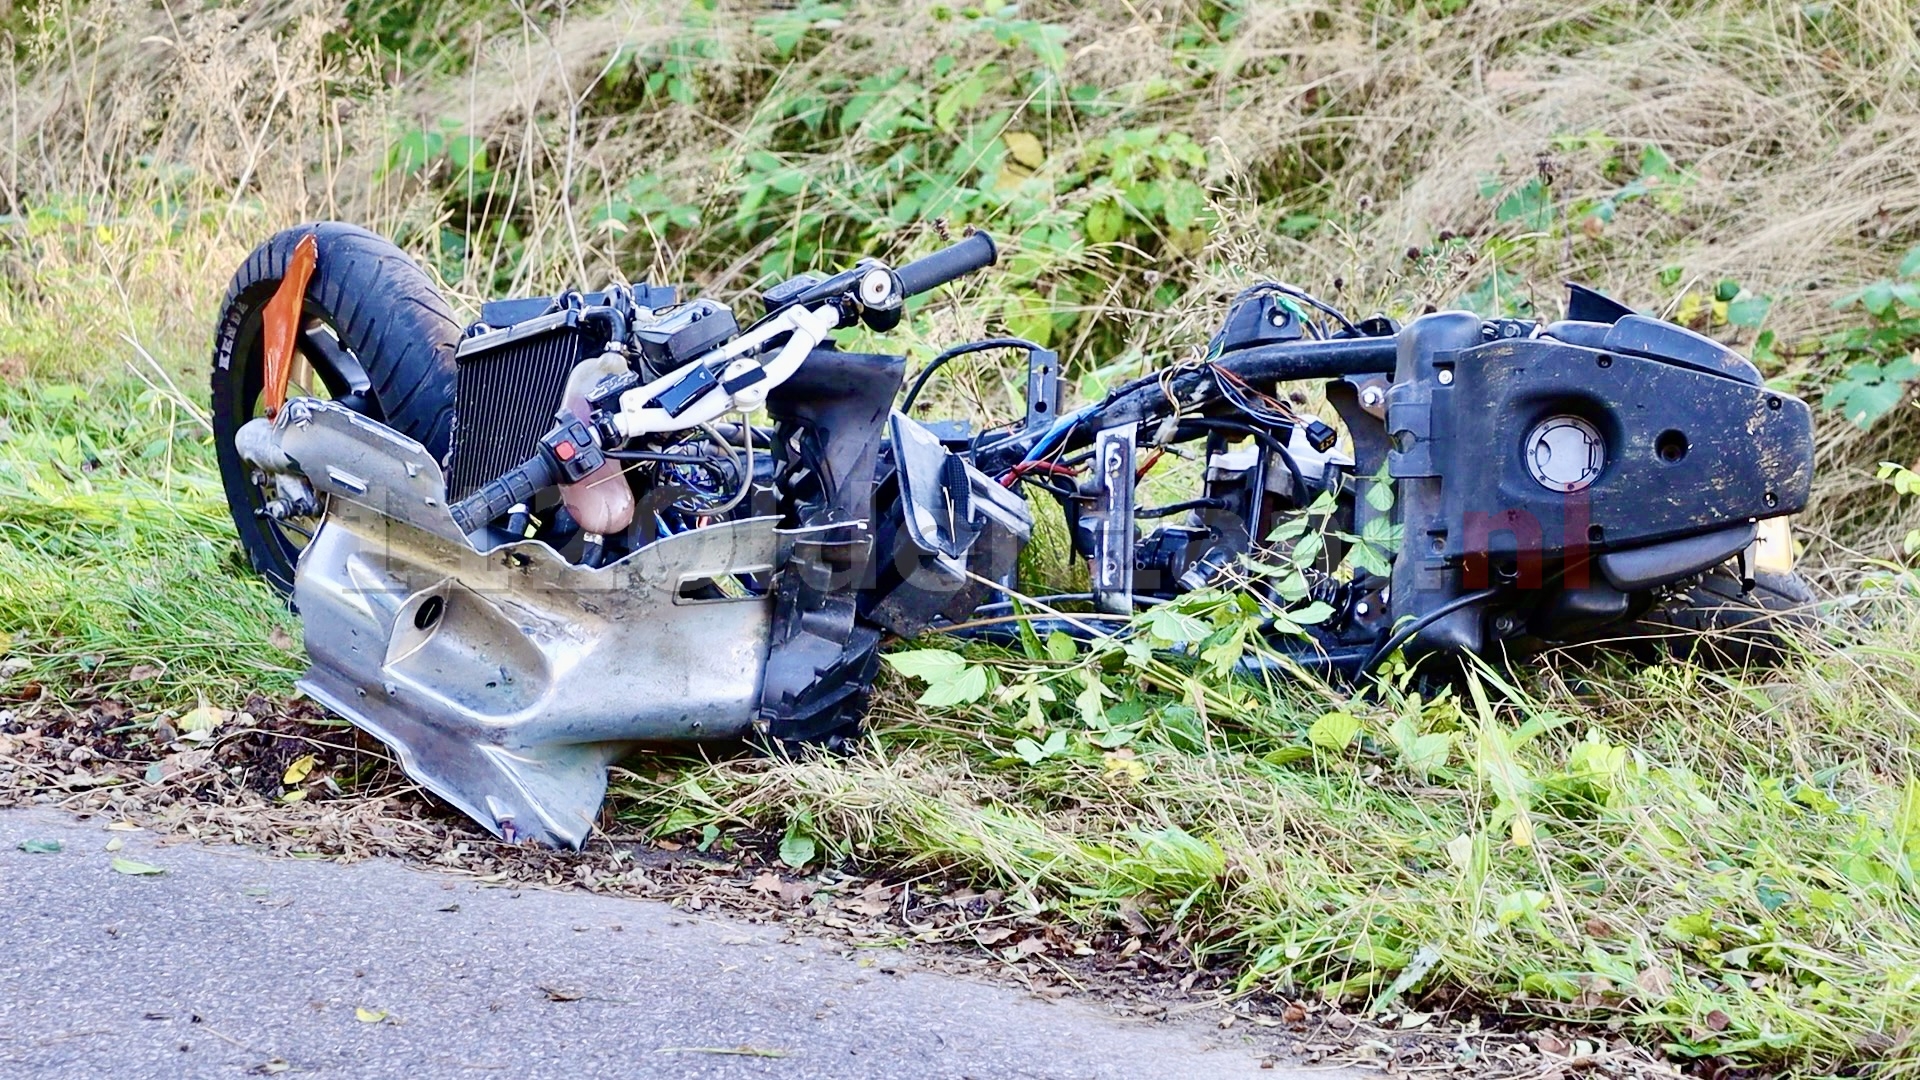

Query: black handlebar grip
<box><xmin>449</xmin><ymin>451</ymin><xmax>558</xmax><ymax>535</ymax></box>
<box><xmin>893</xmin><ymin>231</ymin><xmax>998</xmax><ymax>298</ymax></box>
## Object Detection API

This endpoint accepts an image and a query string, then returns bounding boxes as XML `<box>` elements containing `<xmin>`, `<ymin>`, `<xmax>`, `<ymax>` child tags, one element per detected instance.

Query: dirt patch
<box><xmin>0</xmin><ymin>683</ymin><xmax>1697</xmax><ymax>1080</ymax></box>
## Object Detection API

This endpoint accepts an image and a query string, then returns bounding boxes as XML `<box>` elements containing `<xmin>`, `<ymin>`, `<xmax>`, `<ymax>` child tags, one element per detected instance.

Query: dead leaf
<box><xmin>539</xmin><ymin>985</ymin><xmax>584</xmax><ymax>1002</ymax></box>
<box><xmin>748</xmin><ymin>871</ymin><xmax>816</xmax><ymax>906</ymax></box>
<box><xmin>282</xmin><ymin>754</ymin><xmax>317</xmax><ymax>785</ymax></box>
<box><xmin>158</xmin><ymin>749</ymin><xmax>212</xmax><ymax>781</ymax></box>
<box><xmin>1705</xmin><ymin>1009</ymin><xmax>1731</xmax><ymax>1032</ymax></box>
<box><xmin>177</xmin><ymin>704</ymin><xmax>229</xmax><ymax>743</ymax></box>
<box><xmin>973</xmin><ymin>926</ymin><xmax>1016</xmax><ymax>947</ymax></box>
<box><xmin>110</xmin><ymin>857</ymin><xmax>165</xmax><ymax>876</ymax></box>
<box><xmin>128</xmin><ymin>664</ymin><xmax>164</xmax><ymax>681</ymax></box>
<box><xmin>268</xmin><ymin>626</ymin><xmax>297</xmax><ymax>651</ymax></box>
<box><xmin>1636</xmin><ymin>965</ymin><xmax>1673</xmax><ymax>997</ymax></box>
<box><xmin>1282</xmin><ymin>1002</ymin><xmax>1307</xmax><ymax>1024</ymax></box>
<box><xmin>1013</xmin><ymin>935</ymin><xmax>1049</xmax><ymax>957</ymax></box>
<box><xmin>1535</xmin><ymin>1032</ymin><xmax>1569</xmax><ymax>1056</ymax></box>
<box><xmin>1002</xmin><ymin>131</ymin><xmax>1044</xmax><ymax>169</ymax></box>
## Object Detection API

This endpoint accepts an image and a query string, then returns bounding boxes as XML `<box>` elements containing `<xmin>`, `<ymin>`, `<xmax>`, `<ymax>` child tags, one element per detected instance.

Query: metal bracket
<box><xmin>1087</xmin><ymin>425</ymin><xmax>1137</xmax><ymax>615</ymax></box>
<box><xmin>1025</xmin><ymin>346</ymin><xmax>1060</xmax><ymax>431</ymax></box>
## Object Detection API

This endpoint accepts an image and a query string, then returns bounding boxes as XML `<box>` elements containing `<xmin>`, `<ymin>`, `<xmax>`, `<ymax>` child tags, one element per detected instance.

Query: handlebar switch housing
<box><xmin>541</xmin><ymin>411</ymin><xmax>606</xmax><ymax>483</ymax></box>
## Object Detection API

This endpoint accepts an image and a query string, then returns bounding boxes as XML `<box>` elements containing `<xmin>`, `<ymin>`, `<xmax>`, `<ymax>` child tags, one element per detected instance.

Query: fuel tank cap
<box><xmin>1524</xmin><ymin>415</ymin><xmax>1605</xmax><ymax>493</ymax></box>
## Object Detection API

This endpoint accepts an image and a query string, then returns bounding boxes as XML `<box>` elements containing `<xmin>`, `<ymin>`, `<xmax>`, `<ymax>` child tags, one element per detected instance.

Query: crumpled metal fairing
<box><xmin>278</xmin><ymin>399</ymin><xmax>777</xmax><ymax>849</ymax></box>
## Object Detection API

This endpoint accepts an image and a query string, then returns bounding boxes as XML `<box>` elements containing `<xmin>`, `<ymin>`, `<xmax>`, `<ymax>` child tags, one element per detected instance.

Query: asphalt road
<box><xmin>0</xmin><ymin>808</ymin><xmax>1341</xmax><ymax>1079</ymax></box>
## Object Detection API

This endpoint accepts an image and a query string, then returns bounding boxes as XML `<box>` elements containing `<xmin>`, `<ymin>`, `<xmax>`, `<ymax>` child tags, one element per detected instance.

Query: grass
<box><xmin>5</xmin><ymin>0</ymin><xmax>1920</xmax><ymax>1075</ymax></box>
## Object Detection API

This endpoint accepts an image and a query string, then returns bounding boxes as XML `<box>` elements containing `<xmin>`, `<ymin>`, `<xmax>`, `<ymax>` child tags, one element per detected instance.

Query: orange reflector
<box><xmin>261</xmin><ymin>232</ymin><xmax>318</xmax><ymax>420</ymax></box>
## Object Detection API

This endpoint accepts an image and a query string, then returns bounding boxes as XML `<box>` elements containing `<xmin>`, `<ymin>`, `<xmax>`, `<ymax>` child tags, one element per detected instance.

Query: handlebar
<box><xmin>450</xmin><ymin>450</ymin><xmax>558</xmax><ymax>535</ymax></box>
<box><xmin>894</xmin><ymin>232</ymin><xmax>998</xmax><ymax>298</ymax></box>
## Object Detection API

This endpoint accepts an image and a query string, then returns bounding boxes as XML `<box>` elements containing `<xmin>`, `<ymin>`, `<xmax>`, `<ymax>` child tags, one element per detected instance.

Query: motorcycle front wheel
<box><xmin>210</xmin><ymin>223</ymin><xmax>460</xmax><ymax>595</ymax></box>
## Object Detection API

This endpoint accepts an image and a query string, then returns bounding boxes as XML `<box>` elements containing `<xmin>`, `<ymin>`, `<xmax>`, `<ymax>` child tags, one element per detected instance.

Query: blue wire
<box><xmin>1016</xmin><ymin>404</ymin><xmax>1098</xmax><ymax>467</ymax></box>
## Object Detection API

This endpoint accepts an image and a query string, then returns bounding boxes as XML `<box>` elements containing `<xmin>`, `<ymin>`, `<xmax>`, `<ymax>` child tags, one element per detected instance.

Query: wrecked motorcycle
<box><xmin>214</xmin><ymin>222</ymin><xmax>1815</xmax><ymax>848</ymax></box>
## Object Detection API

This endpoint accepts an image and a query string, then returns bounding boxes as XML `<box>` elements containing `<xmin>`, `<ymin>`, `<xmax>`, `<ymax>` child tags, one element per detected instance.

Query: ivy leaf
<box><xmin>1365</xmin><ymin>478</ymin><xmax>1395</xmax><ymax>513</ymax></box>
<box><xmin>1290</xmin><ymin>530</ymin><xmax>1324</xmax><ymax>570</ymax></box>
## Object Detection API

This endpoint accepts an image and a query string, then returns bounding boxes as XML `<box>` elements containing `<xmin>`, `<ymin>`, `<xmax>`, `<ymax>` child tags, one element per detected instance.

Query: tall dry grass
<box><xmin>6</xmin><ymin>0</ymin><xmax>1918</xmax><ymax>561</ymax></box>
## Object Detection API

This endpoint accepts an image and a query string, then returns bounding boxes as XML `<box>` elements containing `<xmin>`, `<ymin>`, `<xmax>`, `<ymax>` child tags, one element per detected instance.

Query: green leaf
<box><xmin>1863</xmin><ymin>281</ymin><xmax>1897</xmax><ymax>318</ymax></box>
<box><xmin>1013</xmin><ymin>729</ymin><xmax>1068</xmax><ymax>764</ymax></box>
<box><xmin>884</xmin><ymin>650</ymin><xmax>964</xmax><ymax>679</ymax></box>
<box><xmin>1307</xmin><ymin>711</ymin><xmax>1360</xmax><ymax>751</ymax></box>
<box><xmin>1495</xmin><ymin>888</ymin><xmax>1551</xmax><ymax>926</ymax></box>
<box><xmin>16</xmin><ymin>839</ymin><xmax>61</xmax><ymax>854</ymax></box>
<box><xmin>1823</xmin><ymin>363</ymin><xmax>1912</xmax><ymax>428</ymax></box>
<box><xmin>110</xmin><ymin>857</ymin><xmax>165</xmax><ymax>876</ymax></box>
<box><xmin>1289</xmin><ymin>601</ymin><xmax>1336</xmax><ymax>626</ymax></box>
<box><xmin>1364</xmin><ymin>478</ymin><xmax>1395</xmax><ymax>514</ymax></box>
<box><xmin>1388</xmin><ymin>710</ymin><xmax>1453</xmax><ymax>781</ymax></box>
<box><xmin>1044</xmin><ymin>631</ymin><xmax>1078</xmax><ymax>663</ymax></box>
<box><xmin>1900</xmin><ymin>245</ymin><xmax>1920</xmax><ymax>279</ymax></box>
<box><xmin>918</xmin><ymin>664</ymin><xmax>989</xmax><ymax>707</ymax></box>
<box><xmin>779</xmin><ymin>824</ymin><xmax>817</xmax><ymax>869</ymax></box>
<box><xmin>885</xmin><ymin>649</ymin><xmax>989</xmax><ymax>707</ymax></box>
<box><xmin>1083</xmin><ymin>199</ymin><xmax>1124</xmax><ymax>244</ymax></box>
<box><xmin>1725</xmin><ymin>295</ymin><xmax>1771</xmax><ymax>328</ymax></box>
<box><xmin>1144</xmin><ymin>605</ymin><xmax>1210</xmax><ymax>644</ymax></box>
<box><xmin>1494</xmin><ymin>177</ymin><xmax>1552</xmax><ymax>232</ymax></box>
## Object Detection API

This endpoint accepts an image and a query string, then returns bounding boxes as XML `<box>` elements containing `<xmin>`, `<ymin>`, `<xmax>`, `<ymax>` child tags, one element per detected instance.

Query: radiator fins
<box><xmin>447</xmin><ymin>311</ymin><xmax>603</xmax><ymax>500</ymax></box>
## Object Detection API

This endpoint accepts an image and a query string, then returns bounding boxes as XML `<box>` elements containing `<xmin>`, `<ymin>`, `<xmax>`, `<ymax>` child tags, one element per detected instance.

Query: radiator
<box><xmin>447</xmin><ymin>311</ymin><xmax>603</xmax><ymax>500</ymax></box>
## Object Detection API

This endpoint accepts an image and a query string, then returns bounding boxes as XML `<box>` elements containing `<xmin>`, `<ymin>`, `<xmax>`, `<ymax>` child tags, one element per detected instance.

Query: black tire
<box><xmin>212</xmin><ymin>222</ymin><xmax>460</xmax><ymax>595</ymax></box>
<box><xmin>1635</xmin><ymin>566</ymin><xmax>1818</xmax><ymax>667</ymax></box>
